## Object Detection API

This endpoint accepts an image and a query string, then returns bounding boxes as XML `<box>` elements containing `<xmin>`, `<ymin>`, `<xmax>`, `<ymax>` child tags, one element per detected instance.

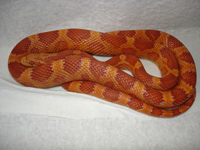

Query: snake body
<box><xmin>8</xmin><ymin>29</ymin><xmax>196</xmax><ymax>117</ymax></box>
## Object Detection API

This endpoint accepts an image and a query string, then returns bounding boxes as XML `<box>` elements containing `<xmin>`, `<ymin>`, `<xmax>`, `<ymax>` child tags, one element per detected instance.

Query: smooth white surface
<box><xmin>0</xmin><ymin>0</ymin><xmax>200</xmax><ymax>149</ymax></box>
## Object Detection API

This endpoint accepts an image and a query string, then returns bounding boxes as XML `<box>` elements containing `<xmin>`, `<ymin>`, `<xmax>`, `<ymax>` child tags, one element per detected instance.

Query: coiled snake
<box><xmin>8</xmin><ymin>29</ymin><xmax>196</xmax><ymax>117</ymax></box>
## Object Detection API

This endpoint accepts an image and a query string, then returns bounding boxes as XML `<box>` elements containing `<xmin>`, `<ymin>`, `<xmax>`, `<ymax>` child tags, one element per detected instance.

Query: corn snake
<box><xmin>8</xmin><ymin>29</ymin><xmax>196</xmax><ymax>117</ymax></box>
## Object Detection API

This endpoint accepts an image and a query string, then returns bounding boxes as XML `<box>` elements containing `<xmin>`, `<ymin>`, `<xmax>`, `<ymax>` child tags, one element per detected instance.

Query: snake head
<box><xmin>21</xmin><ymin>53</ymin><xmax>46</xmax><ymax>67</ymax></box>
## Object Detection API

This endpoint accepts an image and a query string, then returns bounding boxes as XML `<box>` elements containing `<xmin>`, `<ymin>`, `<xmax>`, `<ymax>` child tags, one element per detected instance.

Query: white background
<box><xmin>0</xmin><ymin>0</ymin><xmax>200</xmax><ymax>149</ymax></box>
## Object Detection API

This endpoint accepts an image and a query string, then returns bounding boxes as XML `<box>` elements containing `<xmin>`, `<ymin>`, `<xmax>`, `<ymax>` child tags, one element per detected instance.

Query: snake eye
<box><xmin>30</xmin><ymin>61</ymin><xmax>35</xmax><ymax>66</ymax></box>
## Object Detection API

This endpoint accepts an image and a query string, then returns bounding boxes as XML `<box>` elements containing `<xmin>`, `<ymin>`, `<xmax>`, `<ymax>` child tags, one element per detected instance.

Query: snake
<box><xmin>8</xmin><ymin>29</ymin><xmax>196</xmax><ymax>117</ymax></box>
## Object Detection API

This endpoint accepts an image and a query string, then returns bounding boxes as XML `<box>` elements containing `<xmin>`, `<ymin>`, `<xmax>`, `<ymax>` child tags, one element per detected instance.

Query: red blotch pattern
<box><xmin>31</xmin><ymin>63</ymin><xmax>54</xmax><ymax>82</ymax></box>
<box><xmin>134</xmin><ymin>39</ymin><xmax>154</xmax><ymax>51</ymax></box>
<box><xmin>179</xmin><ymin>52</ymin><xmax>195</xmax><ymax>64</ymax></box>
<box><xmin>143</xmin><ymin>86</ymin><xmax>164</xmax><ymax>107</ymax></box>
<box><xmin>147</xmin><ymin>52</ymin><xmax>160</xmax><ymax>61</ymax></box>
<box><xmin>66</xmin><ymin>29</ymin><xmax>91</xmax><ymax>43</ymax></box>
<box><xmin>103</xmin><ymin>87</ymin><xmax>120</xmax><ymax>102</ymax></box>
<box><xmin>117</xmin><ymin>30</ymin><xmax>136</xmax><ymax>37</ymax></box>
<box><xmin>100</xmin><ymin>33</ymin><xmax>127</xmax><ymax>48</ymax></box>
<box><xmin>121</xmin><ymin>48</ymin><xmax>137</xmax><ymax>55</ymax></box>
<box><xmin>12</xmin><ymin>37</ymin><xmax>31</xmax><ymax>54</ymax></box>
<box><xmin>63</xmin><ymin>58</ymin><xmax>82</xmax><ymax>74</ymax></box>
<box><xmin>8</xmin><ymin>62</ymin><xmax>27</xmax><ymax>79</ymax></box>
<box><xmin>62</xmin><ymin>82</ymin><xmax>71</xmax><ymax>90</ymax></box>
<box><xmin>171</xmin><ymin>88</ymin><xmax>188</xmax><ymax>106</ymax></box>
<box><xmin>172</xmin><ymin>109</ymin><xmax>181</xmax><ymax>117</ymax></box>
<box><xmin>168</xmin><ymin>35</ymin><xmax>183</xmax><ymax>48</ymax></box>
<box><xmin>127</xmin><ymin>97</ymin><xmax>143</xmax><ymax>110</ymax></box>
<box><xmin>115</xmin><ymin>70</ymin><xmax>136</xmax><ymax>90</ymax></box>
<box><xmin>181</xmin><ymin>71</ymin><xmax>196</xmax><ymax>88</ymax></box>
<box><xmin>125</xmin><ymin>55</ymin><xmax>139</xmax><ymax>67</ymax></box>
<box><xmin>104</xmin><ymin>81</ymin><xmax>115</xmax><ymax>89</ymax></box>
<box><xmin>145</xmin><ymin>30</ymin><xmax>161</xmax><ymax>42</ymax></box>
<box><xmin>151</xmin><ymin>108</ymin><xmax>163</xmax><ymax>117</ymax></box>
<box><xmin>160</xmin><ymin>47</ymin><xmax>179</xmax><ymax>70</ymax></box>
<box><xmin>79</xmin><ymin>81</ymin><xmax>96</xmax><ymax>94</ymax></box>
<box><xmin>106</xmin><ymin>55</ymin><xmax>121</xmax><ymax>66</ymax></box>
<box><xmin>38</xmin><ymin>30</ymin><xmax>59</xmax><ymax>45</ymax></box>
<box><xmin>89</xmin><ymin>59</ymin><xmax>109</xmax><ymax>78</ymax></box>
<box><xmin>159</xmin><ymin>73</ymin><xmax>178</xmax><ymax>90</ymax></box>
<box><xmin>134</xmin><ymin>67</ymin><xmax>153</xmax><ymax>84</ymax></box>
<box><xmin>87</xmin><ymin>41</ymin><xmax>106</xmax><ymax>54</ymax></box>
